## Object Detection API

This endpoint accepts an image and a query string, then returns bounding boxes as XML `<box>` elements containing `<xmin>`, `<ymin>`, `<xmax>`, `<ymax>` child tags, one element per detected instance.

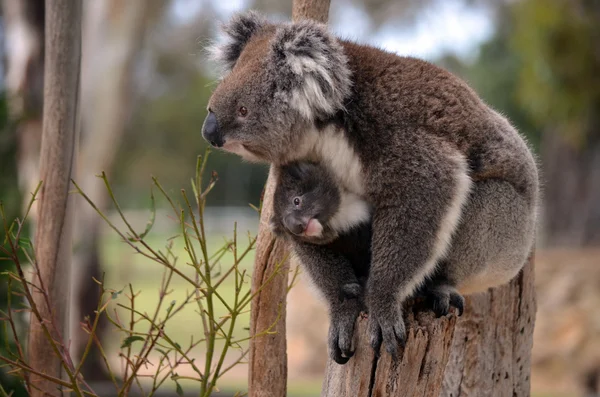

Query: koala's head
<box><xmin>271</xmin><ymin>162</ymin><xmax>341</xmax><ymax>244</ymax></box>
<box><xmin>202</xmin><ymin>11</ymin><xmax>352</xmax><ymax>163</ymax></box>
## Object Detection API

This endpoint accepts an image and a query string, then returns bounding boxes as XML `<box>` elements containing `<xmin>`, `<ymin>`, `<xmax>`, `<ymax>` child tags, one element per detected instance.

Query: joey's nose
<box><xmin>284</xmin><ymin>215</ymin><xmax>306</xmax><ymax>235</ymax></box>
<box><xmin>202</xmin><ymin>111</ymin><xmax>223</xmax><ymax>147</ymax></box>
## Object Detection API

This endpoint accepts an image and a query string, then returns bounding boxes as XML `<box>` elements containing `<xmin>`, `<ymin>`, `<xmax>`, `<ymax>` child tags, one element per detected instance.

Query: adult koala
<box><xmin>202</xmin><ymin>11</ymin><xmax>539</xmax><ymax>358</ymax></box>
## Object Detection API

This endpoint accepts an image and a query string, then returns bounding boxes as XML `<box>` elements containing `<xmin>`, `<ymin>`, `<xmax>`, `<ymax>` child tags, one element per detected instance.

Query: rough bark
<box><xmin>292</xmin><ymin>0</ymin><xmax>330</xmax><ymax>23</ymax></box>
<box><xmin>26</xmin><ymin>1</ymin><xmax>81</xmax><ymax>396</ymax></box>
<box><xmin>248</xmin><ymin>166</ymin><xmax>291</xmax><ymax>397</ymax></box>
<box><xmin>248</xmin><ymin>2</ymin><xmax>331</xmax><ymax>396</ymax></box>
<box><xmin>322</xmin><ymin>256</ymin><xmax>536</xmax><ymax>397</ymax></box>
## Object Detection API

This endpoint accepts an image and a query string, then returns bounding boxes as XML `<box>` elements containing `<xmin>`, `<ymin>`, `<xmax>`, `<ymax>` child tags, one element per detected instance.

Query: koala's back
<box><xmin>339</xmin><ymin>41</ymin><xmax>538</xmax><ymax>203</ymax></box>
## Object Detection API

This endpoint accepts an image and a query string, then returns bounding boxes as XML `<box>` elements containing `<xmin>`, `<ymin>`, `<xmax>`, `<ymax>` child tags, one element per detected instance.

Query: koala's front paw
<box><xmin>368</xmin><ymin>305</ymin><xmax>406</xmax><ymax>360</ymax></box>
<box><xmin>328</xmin><ymin>299</ymin><xmax>361</xmax><ymax>365</ymax></box>
<box><xmin>423</xmin><ymin>284</ymin><xmax>464</xmax><ymax>317</ymax></box>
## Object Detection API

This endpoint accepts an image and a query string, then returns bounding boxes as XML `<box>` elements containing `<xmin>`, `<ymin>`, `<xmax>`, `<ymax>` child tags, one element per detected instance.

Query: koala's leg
<box><xmin>365</xmin><ymin>137</ymin><xmax>472</xmax><ymax>359</ymax></box>
<box><xmin>293</xmin><ymin>242</ymin><xmax>363</xmax><ymax>365</ymax></box>
<box><xmin>437</xmin><ymin>178</ymin><xmax>536</xmax><ymax>295</ymax></box>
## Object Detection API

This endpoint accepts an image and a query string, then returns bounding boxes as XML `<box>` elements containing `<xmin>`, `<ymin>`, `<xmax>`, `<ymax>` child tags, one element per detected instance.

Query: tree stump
<box><xmin>322</xmin><ymin>256</ymin><xmax>536</xmax><ymax>397</ymax></box>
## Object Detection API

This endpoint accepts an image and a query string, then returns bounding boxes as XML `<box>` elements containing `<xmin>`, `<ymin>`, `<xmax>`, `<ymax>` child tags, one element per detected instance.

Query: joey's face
<box><xmin>272</xmin><ymin>162</ymin><xmax>341</xmax><ymax>244</ymax></box>
<box><xmin>202</xmin><ymin>12</ymin><xmax>351</xmax><ymax>164</ymax></box>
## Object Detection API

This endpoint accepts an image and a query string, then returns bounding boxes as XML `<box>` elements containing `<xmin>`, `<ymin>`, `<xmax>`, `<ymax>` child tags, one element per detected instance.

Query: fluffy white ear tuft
<box><xmin>270</xmin><ymin>20</ymin><xmax>352</xmax><ymax>119</ymax></box>
<box><xmin>207</xmin><ymin>11</ymin><xmax>267</xmax><ymax>73</ymax></box>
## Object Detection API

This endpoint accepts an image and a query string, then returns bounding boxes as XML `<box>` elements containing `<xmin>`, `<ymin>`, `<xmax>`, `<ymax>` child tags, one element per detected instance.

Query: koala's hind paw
<box><xmin>329</xmin><ymin>300</ymin><xmax>361</xmax><ymax>365</ymax></box>
<box><xmin>368</xmin><ymin>307</ymin><xmax>406</xmax><ymax>360</ymax></box>
<box><xmin>424</xmin><ymin>284</ymin><xmax>464</xmax><ymax>317</ymax></box>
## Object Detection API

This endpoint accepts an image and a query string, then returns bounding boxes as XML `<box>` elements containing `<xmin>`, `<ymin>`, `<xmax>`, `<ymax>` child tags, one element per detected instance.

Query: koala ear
<box><xmin>269</xmin><ymin>216</ymin><xmax>287</xmax><ymax>238</ymax></box>
<box><xmin>208</xmin><ymin>11</ymin><xmax>267</xmax><ymax>72</ymax></box>
<box><xmin>283</xmin><ymin>161</ymin><xmax>313</xmax><ymax>181</ymax></box>
<box><xmin>270</xmin><ymin>20</ymin><xmax>352</xmax><ymax>119</ymax></box>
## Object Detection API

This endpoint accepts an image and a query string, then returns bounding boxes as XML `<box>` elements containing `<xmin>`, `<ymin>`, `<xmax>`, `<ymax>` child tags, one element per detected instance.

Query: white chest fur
<box><xmin>328</xmin><ymin>190</ymin><xmax>371</xmax><ymax>234</ymax></box>
<box><xmin>299</xmin><ymin>125</ymin><xmax>366</xmax><ymax>197</ymax></box>
<box><xmin>294</xmin><ymin>125</ymin><xmax>371</xmax><ymax>234</ymax></box>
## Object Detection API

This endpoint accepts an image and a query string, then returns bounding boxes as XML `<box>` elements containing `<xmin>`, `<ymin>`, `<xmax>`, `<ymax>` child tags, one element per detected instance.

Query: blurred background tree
<box><xmin>0</xmin><ymin>1</ymin><xmax>42</xmax><ymax>395</ymax></box>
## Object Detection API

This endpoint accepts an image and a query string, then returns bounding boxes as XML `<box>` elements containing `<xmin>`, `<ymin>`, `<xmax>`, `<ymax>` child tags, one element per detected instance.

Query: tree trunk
<box><xmin>27</xmin><ymin>0</ymin><xmax>81</xmax><ymax>395</ymax></box>
<box><xmin>248</xmin><ymin>166</ymin><xmax>291</xmax><ymax>397</ymax></box>
<box><xmin>292</xmin><ymin>0</ymin><xmax>330</xmax><ymax>22</ymax></box>
<box><xmin>322</xmin><ymin>256</ymin><xmax>536</xmax><ymax>397</ymax></box>
<box><xmin>248</xmin><ymin>2</ymin><xmax>330</xmax><ymax>395</ymax></box>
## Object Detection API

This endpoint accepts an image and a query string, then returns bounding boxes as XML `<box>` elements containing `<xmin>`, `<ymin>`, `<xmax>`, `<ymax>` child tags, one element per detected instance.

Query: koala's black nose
<box><xmin>202</xmin><ymin>111</ymin><xmax>223</xmax><ymax>147</ymax></box>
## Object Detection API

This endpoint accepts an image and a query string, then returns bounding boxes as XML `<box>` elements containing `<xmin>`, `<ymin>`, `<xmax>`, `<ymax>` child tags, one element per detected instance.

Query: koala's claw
<box><xmin>449</xmin><ymin>292</ymin><xmax>464</xmax><ymax>316</ymax></box>
<box><xmin>424</xmin><ymin>285</ymin><xmax>465</xmax><ymax>317</ymax></box>
<box><xmin>330</xmin><ymin>337</ymin><xmax>354</xmax><ymax>365</ymax></box>
<box><xmin>329</xmin><ymin>300</ymin><xmax>361</xmax><ymax>365</ymax></box>
<box><xmin>368</xmin><ymin>310</ymin><xmax>406</xmax><ymax>360</ymax></box>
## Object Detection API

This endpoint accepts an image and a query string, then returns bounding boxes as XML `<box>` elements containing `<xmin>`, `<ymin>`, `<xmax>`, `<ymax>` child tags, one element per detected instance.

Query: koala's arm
<box><xmin>365</xmin><ymin>134</ymin><xmax>472</xmax><ymax>357</ymax></box>
<box><xmin>293</xmin><ymin>241</ymin><xmax>362</xmax><ymax>301</ymax></box>
<box><xmin>293</xmin><ymin>241</ymin><xmax>363</xmax><ymax>364</ymax></box>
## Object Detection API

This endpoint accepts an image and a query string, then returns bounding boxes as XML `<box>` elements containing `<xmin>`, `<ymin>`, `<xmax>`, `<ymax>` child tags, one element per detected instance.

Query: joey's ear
<box><xmin>208</xmin><ymin>11</ymin><xmax>267</xmax><ymax>72</ymax></box>
<box><xmin>269</xmin><ymin>216</ymin><xmax>286</xmax><ymax>238</ymax></box>
<box><xmin>270</xmin><ymin>20</ymin><xmax>352</xmax><ymax>119</ymax></box>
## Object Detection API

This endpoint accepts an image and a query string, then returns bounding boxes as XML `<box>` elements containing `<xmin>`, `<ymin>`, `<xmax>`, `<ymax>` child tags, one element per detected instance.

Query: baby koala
<box><xmin>270</xmin><ymin>161</ymin><xmax>371</xmax><ymax>364</ymax></box>
<box><xmin>270</xmin><ymin>161</ymin><xmax>464</xmax><ymax>364</ymax></box>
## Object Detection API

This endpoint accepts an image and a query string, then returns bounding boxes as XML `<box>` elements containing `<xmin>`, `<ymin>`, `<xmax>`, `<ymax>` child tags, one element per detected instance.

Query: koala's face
<box><xmin>202</xmin><ymin>12</ymin><xmax>351</xmax><ymax>164</ymax></box>
<box><xmin>271</xmin><ymin>162</ymin><xmax>341</xmax><ymax>244</ymax></box>
<box><xmin>204</xmin><ymin>30</ymin><xmax>305</xmax><ymax>163</ymax></box>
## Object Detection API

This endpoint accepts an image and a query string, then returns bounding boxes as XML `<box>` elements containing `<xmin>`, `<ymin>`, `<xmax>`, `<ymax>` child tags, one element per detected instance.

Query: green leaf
<box><xmin>175</xmin><ymin>381</ymin><xmax>184</xmax><ymax>397</ymax></box>
<box><xmin>120</xmin><ymin>335</ymin><xmax>144</xmax><ymax>348</ymax></box>
<box><xmin>19</xmin><ymin>238</ymin><xmax>32</xmax><ymax>248</ymax></box>
<box><xmin>111</xmin><ymin>287</ymin><xmax>125</xmax><ymax>300</ymax></box>
<box><xmin>156</xmin><ymin>348</ymin><xmax>169</xmax><ymax>356</ymax></box>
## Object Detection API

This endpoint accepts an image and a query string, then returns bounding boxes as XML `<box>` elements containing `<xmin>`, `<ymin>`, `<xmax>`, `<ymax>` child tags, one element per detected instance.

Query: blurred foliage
<box><xmin>112</xmin><ymin>15</ymin><xmax>268</xmax><ymax>209</ymax></box>
<box><xmin>116</xmin><ymin>71</ymin><xmax>268</xmax><ymax>208</ymax></box>
<box><xmin>439</xmin><ymin>0</ymin><xmax>600</xmax><ymax>246</ymax></box>
<box><xmin>0</xmin><ymin>92</ymin><xmax>28</xmax><ymax>396</ymax></box>
<box><xmin>511</xmin><ymin>0</ymin><xmax>600</xmax><ymax>148</ymax></box>
<box><xmin>250</xmin><ymin>0</ymin><xmax>509</xmax><ymax>35</ymax></box>
<box><xmin>438</xmin><ymin>7</ymin><xmax>540</xmax><ymax>150</ymax></box>
<box><xmin>441</xmin><ymin>0</ymin><xmax>600</xmax><ymax>152</ymax></box>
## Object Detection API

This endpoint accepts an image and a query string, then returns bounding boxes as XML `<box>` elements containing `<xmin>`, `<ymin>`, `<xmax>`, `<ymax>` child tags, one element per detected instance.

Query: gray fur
<box><xmin>207</xmin><ymin>11</ymin><xmax>267</xmax><ymax>73</ymax></box>
<box><xmin>269</xmin><ymin>21</ymin><xmax>352</xmax><ymax>119</ymax></box>
<box><xmin>270</xmin><ymin>161</ymin><xmax>371</xmax><ymax>364</ymax></box>
<box><xmin>204</xmin><ymin>12</ymin><xmax>540</xmax><ymax>359</ymax></box>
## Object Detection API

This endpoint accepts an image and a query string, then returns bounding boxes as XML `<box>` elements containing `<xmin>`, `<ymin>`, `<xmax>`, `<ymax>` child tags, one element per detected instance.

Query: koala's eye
<box><xmin>293</xmin><ymin>197</ymin><xmax>301</xmax><ymax>207</ymax></box>
<box><xmin>238</xmin><ymin>106</ymin><xmax>248</xmax><ymax>117</ymax></box>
